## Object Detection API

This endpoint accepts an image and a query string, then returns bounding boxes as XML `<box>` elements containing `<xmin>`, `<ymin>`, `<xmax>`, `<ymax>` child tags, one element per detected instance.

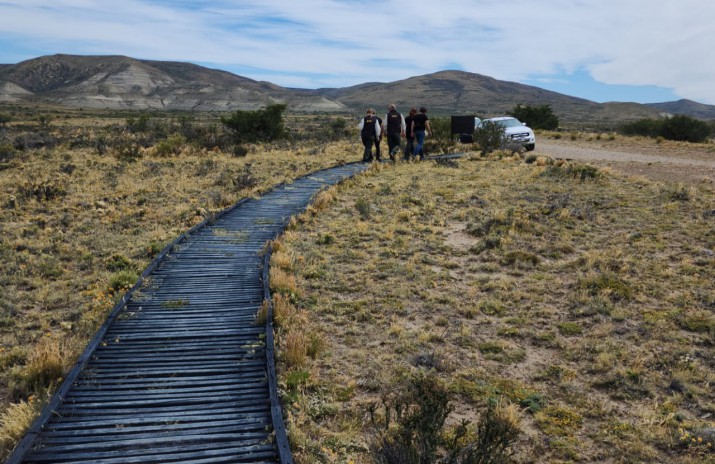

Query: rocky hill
<box><xmin>0</xmin><ymin>54</ymin><xmax>345</xmax><ymax>112</ymax></box>
<box><xmin>1</xmin><ymin>55</ymin><xmax>713</xmax><ymax>123</ymax></box>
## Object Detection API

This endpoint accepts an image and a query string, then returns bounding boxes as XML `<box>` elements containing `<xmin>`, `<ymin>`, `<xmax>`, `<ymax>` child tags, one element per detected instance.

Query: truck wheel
<box><xmin>525</xmin><ymin>143</ymin><xmax>535</xmax><ymax>151</ymax></box>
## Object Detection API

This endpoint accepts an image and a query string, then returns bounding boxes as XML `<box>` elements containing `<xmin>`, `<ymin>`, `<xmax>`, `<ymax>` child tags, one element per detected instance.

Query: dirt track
<box><xmin>533</xmin><ymin>138</ymin><xmax>715</xmax><ymax>186</ymax></box>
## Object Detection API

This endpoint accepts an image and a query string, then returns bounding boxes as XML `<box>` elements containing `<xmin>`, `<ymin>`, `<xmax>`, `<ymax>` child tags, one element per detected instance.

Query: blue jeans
<box><xmin>413</xmin><ymin>130</ymin><xmax>426</xmax><ymax>158</ymax></box>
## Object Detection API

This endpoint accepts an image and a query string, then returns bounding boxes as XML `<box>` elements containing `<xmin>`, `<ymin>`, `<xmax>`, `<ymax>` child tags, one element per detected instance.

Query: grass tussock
<box><xmin>0</xmin><ymin>399</ymin><xmax>39</xmax><ymax>457</ymax></box>
<box><xmin>9</xmin><ymin>334</ymin><xmax>78</xmax><ymax>401</ymax></box>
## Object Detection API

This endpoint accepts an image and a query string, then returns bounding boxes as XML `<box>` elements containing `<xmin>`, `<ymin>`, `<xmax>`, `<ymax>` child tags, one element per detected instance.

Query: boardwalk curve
<box><xmin>7</xmin><ymin>162</ymin><xmax>369</xmax><ymax>464</ymax></box>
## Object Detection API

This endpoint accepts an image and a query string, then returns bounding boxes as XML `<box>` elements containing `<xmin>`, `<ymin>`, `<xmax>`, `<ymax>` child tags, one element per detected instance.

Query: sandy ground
<box><xmin>533</xmin><ymin>137</ymin><xmax>715</xmax><ymax>187</ymax></box>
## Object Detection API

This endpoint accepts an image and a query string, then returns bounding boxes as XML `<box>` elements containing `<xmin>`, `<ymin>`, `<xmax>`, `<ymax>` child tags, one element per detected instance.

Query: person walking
<box><xmin>358</xmin><ymin>108</ymin><xmax>381</xmax><ymax>162</ymax></box>
<box><xmin>411</xmin><ymin>106</ymin><xmax>432</xmax><ymax>160</ymax></box>
<box><xmin>383</xmin><ymin>104</ymin><xmax>406</xmax><ymax>161</ymax></box>
<box><xmin>373</xmin><ymin>110</ymin><xmax>383</xmax><ymax>161</ymax></box>
<box><xmin>403</xmin><ymin>107</ymin><xmax>417</xmax><ymax>160</ymax></box>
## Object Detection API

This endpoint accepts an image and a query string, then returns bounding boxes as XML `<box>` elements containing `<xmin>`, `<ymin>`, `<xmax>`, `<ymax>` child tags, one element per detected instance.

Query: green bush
<box><xmin>619</xmin><ymin>118</ymin><xmax>661</xmax><ymax>138</ymax></box>
<box><xmin>619</xmin><ymin>115</ymin><xmax>712</xmax><ymax>143</ymax></box>
<box><xmin>126</xmin><ymin>114</ymin><xmax>151</xmax><ymax>133</ymax></box>
<box><xmin>424</xmin><ymin>116</ymin><xmax>456</xmax><ymax>155</ymax></box>
<box><xmin>153</xmin><ymin>133</ymin><xmax>187</xmax><ymax>157</ymax></box>
<box><xmin>509</xmin><ymin>104</ymin><xmax>559</xmax><ymax>130</ymax></box>
<box><xmin>221</xmin><ymin>103</ymin><xmax>287</xmax><ymax>143</ymax></box>
<box><xmin>474</xmin><ymin>120</ymin><xmax>506</xmax><ymax>155</ymax></box>
<box><xmin>109</xmin><ymin>270</ymin><xmax>139</xmax><ymax>293</ymax></box>
<box><xmin>660</xmin><ymin>114</ymin><xmax>712</xmax><ymax>142</ymax></box>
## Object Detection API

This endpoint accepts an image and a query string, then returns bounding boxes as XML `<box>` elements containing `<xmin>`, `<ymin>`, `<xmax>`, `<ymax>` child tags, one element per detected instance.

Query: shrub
<box><xmin>578</xmin><ymin>271</ymin><xmax>632</xmax><ymax>301</ymax></box>
<box><xmin>619</xmin><ymin>115</ymin><xmax>712</xmax><ymax>143</ymax></box>
<box><xmin>106</xmin><ymin>254</ymin><xmax>133</xmax><ymax>272</ymax></box>
<box><xmin>126</xmin><ymin>114</ymin><xmax>151</xmax><ymax>133</ymax></box>
<box><xmin>113</xmin><ymin>140</ymin><xmax>143</xmax><ymax>162</ymax></box>
<box><xmin>509</xmin><ymin>104</ymin><xmax>559</xmax><ymax>130</ymax></box>
<box><xmin>16</xmin><ymin>179</ymin><xmax>67</xmax><ymax>202</ymax></box>
<box><xmin>370</xmin><ymin>372</ymin><xmax>452</xmax><ymax>464</ymax></box>
<box><xmin>424</xmin><ymin>117</ymin><xmax>456</xmax><ymax>155</ymax></box>
<box><xmin>109</xmin><ymin>270</ymin><xmax>138</xmax><ymax>293</ymax></box>
<box><xmin>541</xmin><ymin>163</ymin><xmax>601</xmax><ymax>181</ymax></box>
<box><xmin>660</xmin><ymin>114</ymin><xmax>712</xmax><ymax>142</ymax></box>
<box><xmin>474</xmin><ymin>121</ymin><xmax>506</xmax><ymax>155</ymax></box>
<box><xmin>369</xmin><ymin>372</ymin><xmax>521</xmax><ymax>464</ymax></box>
<box><xmin>36</xmin><ymin>114</ymin><xmax>52</xmax><ymax>130</ymax></box>
<box><xmin>619</xmin><ymin>118</ymin><xmax>661</xmax><ymax>138</ymax></box>
<box><xmin>221</xmin><ymin>104</ymin><xmax>287</xmax><ymax>143</ymax></box>
<box><xmin>231</xmin><ymin>164</ymin><xmax>260</xmax><ymax>191</ymax></box>
<box><xmin>153</xmin><ymin>133</ymin><xmax>186</xmax><ymax>157</ymax></box>
<box><xmin>232</xmin><ymin>144</ymin><xmax>248</xmax><ymax>157</ymax></box>
<box><xmin>355</xmin><ymin>197</ymin><xmax>371</xmax><ymax>220</ymax></box>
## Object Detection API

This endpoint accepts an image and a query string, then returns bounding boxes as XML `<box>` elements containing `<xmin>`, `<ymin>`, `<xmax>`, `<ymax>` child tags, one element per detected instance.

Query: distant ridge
<box><xmin>646</xmin><ymin>99</ymin><xmax>715</xmax><ymax>120</ymax></box>
<box><xmin>1</xmin><ymin>54</ymin><xmax>714</xmax><ymax>122</ymax></box>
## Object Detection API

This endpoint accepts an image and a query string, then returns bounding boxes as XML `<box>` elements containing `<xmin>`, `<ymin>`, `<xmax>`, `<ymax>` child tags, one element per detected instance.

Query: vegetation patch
<box><xmin>277</xmin><ymin>152</ymin><xmax>715</xmax><ymax>463</ymax></box>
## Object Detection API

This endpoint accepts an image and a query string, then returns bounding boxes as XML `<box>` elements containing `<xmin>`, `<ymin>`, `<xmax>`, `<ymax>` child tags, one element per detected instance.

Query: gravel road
<box><xmin>532</xmin><ymin>139</ymin><xmax>715</xmax><ymax>185</ymax></box>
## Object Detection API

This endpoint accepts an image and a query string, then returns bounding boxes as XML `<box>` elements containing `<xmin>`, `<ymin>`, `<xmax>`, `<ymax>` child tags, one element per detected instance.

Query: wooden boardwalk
<box><xmin>7</xmin><ymin>163</ymin><xmax>368</xmax><ymax>464</ymax></box>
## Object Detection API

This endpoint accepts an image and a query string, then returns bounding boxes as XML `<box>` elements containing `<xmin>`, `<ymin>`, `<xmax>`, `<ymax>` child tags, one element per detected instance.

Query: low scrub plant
<box><xmin>369</xmin><ymin>372</ymin><xmax>521</xmax><ymax>464</ymax></box>
<box><xmin>473</xmin><ymin>121</ymin><xmax>506</xmax><ymax>155</ymax></box>
<box><xmin>153</xmin><ymin>133</ymin><xmax>187</xmax><ymax>157</ymax></box>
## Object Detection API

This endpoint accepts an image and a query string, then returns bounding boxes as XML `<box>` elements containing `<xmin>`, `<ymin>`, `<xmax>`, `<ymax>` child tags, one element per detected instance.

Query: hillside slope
<box><xmin>0</xmin><ymin>54</ymin><xmax>345</xmax><ymax>112</ymax></box>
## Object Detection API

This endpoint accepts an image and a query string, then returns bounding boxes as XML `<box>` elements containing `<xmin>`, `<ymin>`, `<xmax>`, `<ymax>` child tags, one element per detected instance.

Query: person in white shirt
<box><xmin>358</xmin><ymin>108</ymin><xmax>381</xmax><ymax>162</ymax></box>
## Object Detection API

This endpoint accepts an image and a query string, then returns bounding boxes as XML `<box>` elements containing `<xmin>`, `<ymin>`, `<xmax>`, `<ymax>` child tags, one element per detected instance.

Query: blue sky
<box><xmin>0</xmin><ymin>0</ymin><xmax>712</xmax><ymax>104</ymax></box>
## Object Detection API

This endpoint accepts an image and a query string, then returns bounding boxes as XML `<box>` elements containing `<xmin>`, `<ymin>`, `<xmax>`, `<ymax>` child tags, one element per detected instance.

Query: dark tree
<box><xmin>221</xmin><ymin>104</ymin><xmax>287</xmax><ymax>143</ymax></box>
<box><xmin>508</xmin><ymin>104</ymin><xmax>559</xmax><ymax>130</ymax></box>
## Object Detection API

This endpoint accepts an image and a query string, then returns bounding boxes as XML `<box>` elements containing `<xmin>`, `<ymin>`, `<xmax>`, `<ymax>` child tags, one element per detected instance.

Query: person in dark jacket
<box><xmin>411</xmin><ymin>106</ymin><xmax>432</xmax><ymax>160</ymax></box>
<box><xmin>403</xmin><ymin>107</ymin><xmax>417</xmax><ymax>160</ymax></box>
<box><xmin>383</xmin><ymin>104</ymin><xmax>406</xmax><ymax>161</ymax></box>
<box><xmin>358</xmin><ymin>108</ymin><xmax>381</xmax><ymax>162</ymax></box>
<box><xmin>373</xmin><ymin>111</ymin><xmax>383</xmax><ymax>161</ymax></box>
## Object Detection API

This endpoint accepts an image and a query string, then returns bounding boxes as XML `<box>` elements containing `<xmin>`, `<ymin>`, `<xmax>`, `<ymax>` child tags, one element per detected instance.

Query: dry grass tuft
<box><xmin>0</xmin><ymin>399</ymin><xmax>38</xmax><ymax>457</ymax></box>
<box><xmin>9</xmin><ymin>335</ymin><xmax>78</xmax><ymax>400</ymax></box>
<box><xmin>311</xmin><ymin>187</ymin><xmax>337</xmax><ymax>212</ymax></box>
<box><xmin>270</xmin><ymin>249</ymin><xmax>294</xmax><ymax>272</ymax></box>
<box><xmin>283</xmin><ymin>332</ymin><xmax>308</xmax><ymax>369</ymax></box>
<box><xmin>255</xmin><ymin>299</ymin><xmax>269</xmax><ymax>326</ymax></box>
<box><xmin>269</xmin><ymin>267</ymin><xmax>300</xmax><ymax>298</ymax></box>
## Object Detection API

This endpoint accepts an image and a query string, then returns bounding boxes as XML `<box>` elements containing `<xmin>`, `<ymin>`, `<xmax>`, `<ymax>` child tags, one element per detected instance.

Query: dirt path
<box><xmin>533</xmin><ymin>138</ymin><xmax>715</xmax><ymax>186</ymax></box>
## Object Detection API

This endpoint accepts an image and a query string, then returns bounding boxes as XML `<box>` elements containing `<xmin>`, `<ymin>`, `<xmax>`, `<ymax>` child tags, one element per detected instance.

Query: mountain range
<box><xmin>2</xmin><ymin>54</ymin><xmax>714</xmax><ymax>122</ymax></box>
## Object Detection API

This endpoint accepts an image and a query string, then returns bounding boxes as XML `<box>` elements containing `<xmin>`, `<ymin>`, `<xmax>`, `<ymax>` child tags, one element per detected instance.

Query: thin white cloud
<box><xmin>0</xmin><ymin>0</ymin><xmax>713</xmax><ymax>103</ymax></box>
